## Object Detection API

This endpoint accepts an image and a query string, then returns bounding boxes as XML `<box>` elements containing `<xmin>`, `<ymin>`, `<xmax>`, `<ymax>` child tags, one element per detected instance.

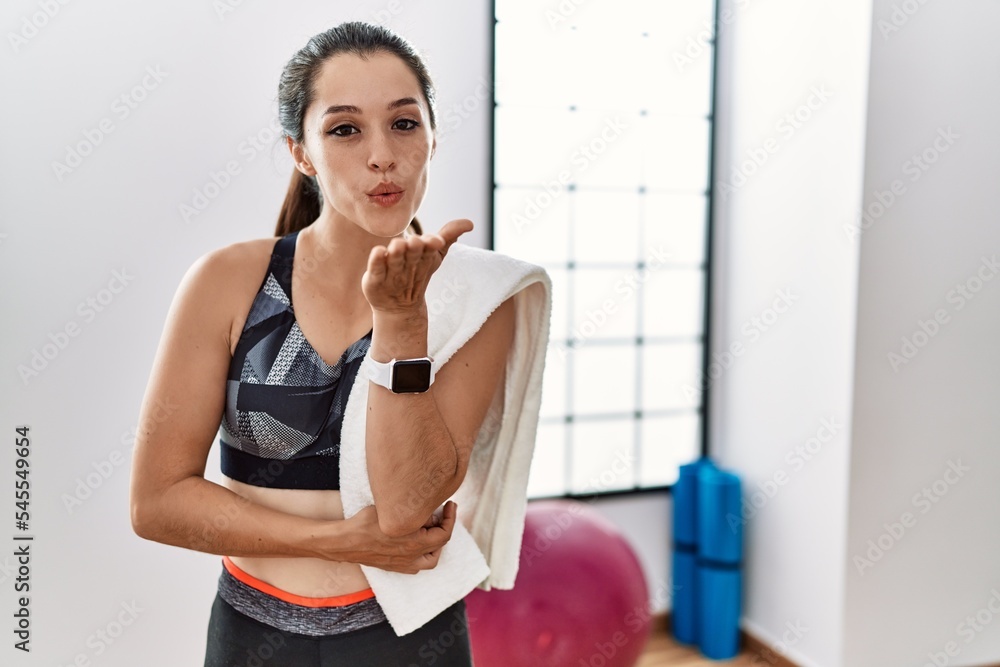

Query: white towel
<box><xmin>338</xmin><ymin>242</ymin><xmax>552</xmax><ymax>636</ymax></box>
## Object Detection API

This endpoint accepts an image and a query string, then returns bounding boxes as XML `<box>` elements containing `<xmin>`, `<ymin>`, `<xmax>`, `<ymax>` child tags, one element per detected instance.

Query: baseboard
<box><xmin>656</xmin><ymin>612</ymin><xmax>800</xmax><ymax>667</ymax></box>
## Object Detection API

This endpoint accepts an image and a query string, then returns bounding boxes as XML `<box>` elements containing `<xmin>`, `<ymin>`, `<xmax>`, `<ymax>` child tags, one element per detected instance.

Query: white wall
<box><xmin>1</xmin><ymin>1</ymin><xmax>492</xmax><ymax>664</ymax></box>
<box><xmin>843</xmin><ymin>1</ymin><xmax>1000</xmax><ymax>665</ymax></box>
<box><xmin>590</xmin><ymin>493</ymin><xmax>672</xmax><ymax>614</ymax></box>
<box><xmin>709</xmin><ymin>0</ymin><xmax>874</xmax><ymax>665</ymax></box>
<box><xmin>712</xmin><ymin>0</ymin><xmax>1000</xmax><ymax>666</ymax></box>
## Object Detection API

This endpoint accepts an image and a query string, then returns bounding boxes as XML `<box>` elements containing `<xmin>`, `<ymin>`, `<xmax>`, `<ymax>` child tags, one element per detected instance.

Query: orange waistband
<box><xmin>221</xmin><ymin>556</ymin><xmax>375</xmax><ymax>608</ymax></box>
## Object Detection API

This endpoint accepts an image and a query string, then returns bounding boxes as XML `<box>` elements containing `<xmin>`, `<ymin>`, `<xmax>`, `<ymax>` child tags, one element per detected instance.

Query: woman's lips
<box><xmin>367</xmin><ymin>191</ymin><xmax>404</xmax><ymax>207</ymax></box>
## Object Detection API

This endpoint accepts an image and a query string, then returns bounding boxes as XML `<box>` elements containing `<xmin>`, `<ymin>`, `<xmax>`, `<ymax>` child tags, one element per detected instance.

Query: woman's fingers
<box><xmin>394</xmin><ymin>221</ymin><xmax>470</xmax><ymax>274</ymax></box>
<box><xmin>385</xmin><ymin>235</ymin><xmax>440</xmax><ymax>287</ymax></box>
<box><xmin>386</xmin><ymin>237</ymin><xmax>407</xmax><ymax>273</ymax></box>
<box><xmin>366</xmin><ymin>245</ymin><xmax>387</xmax><ymax>282</ymax></box>
<box><xmin>405</xmin><ymin>234</ymin><xmax>424</xmax><ymax>264</ymax></box>
<box><xmin>421</xmin><ymin>233</ymin><xmax>446</xmax><ymax>252</ymax></box>
<box><xmin>419</xmin><ymin>502</ymin><xmax>456</xmax><ymax>542</ymax></box>
<box><xmin>364</xmin><ymin>223</ymin><xmax>472</xmax><ymax>311</ymax></box>
<box><xmin>437</xmin><ymin>219</ymin><xmax>474</xmax><ymax>253</ymax></box>
<box><xmin>438</xmin><ymin>500</ymin><xmax>457</xmax><ymax>537</ymax></box>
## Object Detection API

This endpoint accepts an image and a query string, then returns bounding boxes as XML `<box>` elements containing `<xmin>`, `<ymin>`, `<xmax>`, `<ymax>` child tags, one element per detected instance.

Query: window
<box><xmin>491</xmin><ymin>0</ymin><xmax>718</xmax><ymax>498</ymax></box>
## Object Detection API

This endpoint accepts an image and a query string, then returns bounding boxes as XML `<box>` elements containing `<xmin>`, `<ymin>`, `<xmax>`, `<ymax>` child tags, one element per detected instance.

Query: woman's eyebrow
<box><xmin>322</xmin><ymin>97</ymin><xmax>420</xmax><ymax>117</ymax></box>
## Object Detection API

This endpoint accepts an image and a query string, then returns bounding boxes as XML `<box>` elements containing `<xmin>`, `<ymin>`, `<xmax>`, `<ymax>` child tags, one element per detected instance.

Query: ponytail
<box><xmin>274</xmin><ymin>168</ymin><xmax>425</xmax><ymax>238</ymax></box>
<box><xmin>274</xmin><ymin>169</ymin><xmax>320</xmax><ymax>237</ymax></box>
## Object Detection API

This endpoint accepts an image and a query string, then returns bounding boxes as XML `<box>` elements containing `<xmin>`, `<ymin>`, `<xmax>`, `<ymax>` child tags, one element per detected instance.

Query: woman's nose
<box><xmin>368</xmin><ymin>131</ymin><xmax>396</xmax><ymax>171</ymax></box>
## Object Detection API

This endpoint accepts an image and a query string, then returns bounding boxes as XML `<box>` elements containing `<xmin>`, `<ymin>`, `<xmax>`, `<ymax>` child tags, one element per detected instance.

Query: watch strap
<box><xmin>365</xmin><ymin>356</ymin><xmax>436</xmax><ymax>391</ymax></box>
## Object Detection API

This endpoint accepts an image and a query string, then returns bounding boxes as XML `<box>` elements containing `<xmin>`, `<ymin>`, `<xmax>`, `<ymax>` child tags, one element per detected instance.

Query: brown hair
<box><xmin>274</xmin><ymin>21</ymin><xmax>436</xmax><ymax>237</ymax></box>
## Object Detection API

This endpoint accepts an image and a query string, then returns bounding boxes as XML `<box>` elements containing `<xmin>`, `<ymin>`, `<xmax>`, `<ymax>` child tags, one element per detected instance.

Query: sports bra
<box><xmin>217</xmin><ymin>229</ymin><xmax>372</xmax><ymax>490</ymax></box>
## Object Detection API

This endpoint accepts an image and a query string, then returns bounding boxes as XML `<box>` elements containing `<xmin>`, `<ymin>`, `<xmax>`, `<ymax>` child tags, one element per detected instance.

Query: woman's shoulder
<box><xmin>179</xmin><ymin>235</ymin><xmax>278</xmax><ymax>296</ymax></box>
<box><xmin>196</xmin><ymin>235</ymin><xmax>277</xmax><ymax>271</ymax></box>
<box><xmin>172</xmin><ymin>235</ymin><xmax>283</xmax><ymax>354</ymax></box>
<box><xmin>173</xmin><ymin>234</ymin><xmax>276</xmax><ymax>304</ymax></box>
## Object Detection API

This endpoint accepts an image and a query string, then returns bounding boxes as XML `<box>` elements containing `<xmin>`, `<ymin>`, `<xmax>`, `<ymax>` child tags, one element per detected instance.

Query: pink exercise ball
<box><xmin>465</xmin><ymin>499</ymin><xmax>652</xmax><ymax>667</ymax></box>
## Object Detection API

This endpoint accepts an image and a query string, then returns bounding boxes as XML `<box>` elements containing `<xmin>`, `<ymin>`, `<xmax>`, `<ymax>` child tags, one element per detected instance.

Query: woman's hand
<box><xmin>334</xmin><ymin>500</ymin><xmax>459</xmax><ymax>574</ymax></box>
<box><xmin>361</xmin><ymin>219</ymin><xmax>474</xmax><ymax>315</ymax></box>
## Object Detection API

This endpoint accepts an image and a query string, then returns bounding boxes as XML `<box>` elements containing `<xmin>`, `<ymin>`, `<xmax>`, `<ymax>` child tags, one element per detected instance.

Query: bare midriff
<box><xmin>221</xmin><ymin>475</ymin><xmax>371</xmax><ymax>598</ymax></box>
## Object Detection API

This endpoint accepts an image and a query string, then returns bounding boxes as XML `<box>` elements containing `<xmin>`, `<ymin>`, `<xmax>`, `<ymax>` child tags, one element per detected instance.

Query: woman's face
<box><xmin>291</xmin><ymin>51</ymin><xmax>435</xmax><ymax>238</ymax></box>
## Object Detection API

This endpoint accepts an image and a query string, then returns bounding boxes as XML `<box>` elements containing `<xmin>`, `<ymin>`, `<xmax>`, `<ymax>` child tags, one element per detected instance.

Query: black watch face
<box><xmin>391</xmin><ymin>359</ymin><xmax>432</xmax><ymax>393</ymax></box>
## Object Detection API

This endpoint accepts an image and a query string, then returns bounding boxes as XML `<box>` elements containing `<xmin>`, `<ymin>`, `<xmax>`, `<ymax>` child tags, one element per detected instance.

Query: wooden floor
<box><xmin>636</xmin><ymin>628</ymin><xmax>757</xmax><ymax>666</ymax></box>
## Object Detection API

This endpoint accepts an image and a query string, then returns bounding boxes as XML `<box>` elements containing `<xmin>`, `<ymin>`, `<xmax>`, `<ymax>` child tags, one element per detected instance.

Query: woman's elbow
<box><xmin>376</xmin><ymin>499</ymin><xmax>426</xmax><ymax>537</ymax></box>
<box><xmin>129</xmin><ymin>486</ymin><xmax>164</xmax><ymax>541</ymax></box>
<box><xmin>130</xmin><ymin>497</ymin><xmax>155</xmax><ymax>540</ymax></box>
<box><xmin>378</xmin><ymin>517</ymin><xmax>412</xmax><ymax>539</ymax></box>
<box><xmin>376</xmin><ymin>476</ymin><xmax>464</xmax><ymax>538</ymax></box>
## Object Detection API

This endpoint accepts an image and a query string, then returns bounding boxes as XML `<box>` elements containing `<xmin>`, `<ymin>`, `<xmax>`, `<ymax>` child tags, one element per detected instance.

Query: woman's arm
<box><xmin>129</xmin><ymin>245</ymin><xmax>454</xmax><ymax>573</ymax></box>
<box><xmin>363</xmin><ymin>222</ymin><xmax>517</xmax><ymax>537</ymax></box>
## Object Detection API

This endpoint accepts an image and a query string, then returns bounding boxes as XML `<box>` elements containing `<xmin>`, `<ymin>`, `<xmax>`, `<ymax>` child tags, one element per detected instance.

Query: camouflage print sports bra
<box><xmin>217</xmin><ymin>229</ymin><xmax>371</xmax><ymax>490</ymax></box>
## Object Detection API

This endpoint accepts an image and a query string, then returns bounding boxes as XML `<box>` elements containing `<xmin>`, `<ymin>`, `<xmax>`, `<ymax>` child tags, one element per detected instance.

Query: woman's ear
<box><xmin>286</xmin><ymin>135</ymin><xmax>317</xmax><ymax>176</ymax></box>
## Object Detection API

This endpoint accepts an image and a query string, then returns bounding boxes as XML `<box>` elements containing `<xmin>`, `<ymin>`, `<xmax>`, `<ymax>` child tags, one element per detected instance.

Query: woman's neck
<box><xmin>297</xmin><ymin>213</ymin><xmax>404</xmax><ymax>296</ymax></box>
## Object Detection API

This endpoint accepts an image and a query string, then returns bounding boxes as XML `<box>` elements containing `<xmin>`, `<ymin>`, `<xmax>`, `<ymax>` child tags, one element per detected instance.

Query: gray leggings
<box><xmin>203</xmin><ymin>592</ymin><xmax>474</xmax><ymax>666</ymax></box>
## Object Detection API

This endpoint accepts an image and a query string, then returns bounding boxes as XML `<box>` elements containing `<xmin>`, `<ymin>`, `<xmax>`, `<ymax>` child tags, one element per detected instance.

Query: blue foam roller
<box><xmin>671</xmin><ymin>549</ymin><xmax>698</xmax><ymax>644</ymax></box>
<box><xmin>671</xmin><ymin>457</ymin><xmax>714</xmax><ymax>644</ymax></box>
<box><xmin>697</xmin><ymin>564</ymin><xmax>742</xmax><ymax>659</ymax></box>
<box><xmin>697</xmin><ymin>469</ymin><xmax>743</xmax><ymax>563</ymax></box>
<box><xmin>674</xmin><ymin>459</ymin><xmax>712</xmax><ymax>544</ymax></box>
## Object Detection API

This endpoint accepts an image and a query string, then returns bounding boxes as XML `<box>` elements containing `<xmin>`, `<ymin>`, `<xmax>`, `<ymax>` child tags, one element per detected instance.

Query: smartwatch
<box><xmin>365</xmin><ymin>356</ymin><xmax>436</xmax><ymax>394</ymax></box>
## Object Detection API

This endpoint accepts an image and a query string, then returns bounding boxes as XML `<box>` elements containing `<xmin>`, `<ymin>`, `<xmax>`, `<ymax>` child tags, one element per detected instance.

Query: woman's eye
<box><xmin>327</xmin><ymin>119</ymin><xmax>419</xmax><ymax>136</ymax></box>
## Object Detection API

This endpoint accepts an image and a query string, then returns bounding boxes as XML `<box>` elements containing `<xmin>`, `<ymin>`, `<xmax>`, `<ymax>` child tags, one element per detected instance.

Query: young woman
<box><xmin>128</xmin><ymin>21</ymin><xmax>547</xmax><ymax>665</ymax></box>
